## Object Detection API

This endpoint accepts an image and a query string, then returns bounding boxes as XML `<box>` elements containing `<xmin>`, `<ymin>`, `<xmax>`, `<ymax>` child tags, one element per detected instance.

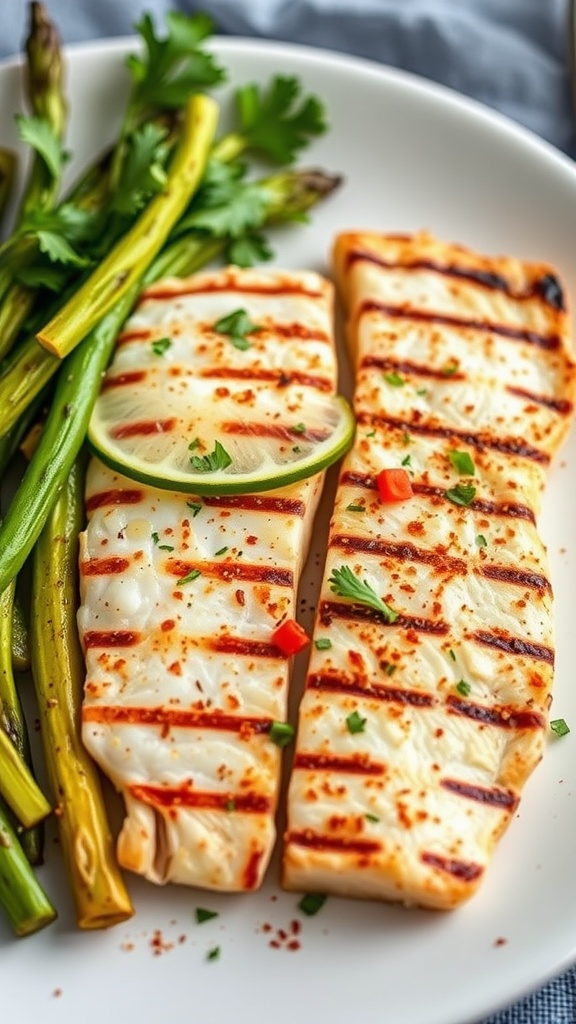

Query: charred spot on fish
<box><xmin>536</xmin><ymin>273</ymin><xmax>565</xmax><ymax>310</ymax></box>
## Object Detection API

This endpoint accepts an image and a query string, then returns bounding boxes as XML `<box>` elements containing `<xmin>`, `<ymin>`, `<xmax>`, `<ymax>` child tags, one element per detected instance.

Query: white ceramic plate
<box><xmin>1</xmin><ymin>35</ymin><xmax>576</xmax><ymax>1024</ymax></box>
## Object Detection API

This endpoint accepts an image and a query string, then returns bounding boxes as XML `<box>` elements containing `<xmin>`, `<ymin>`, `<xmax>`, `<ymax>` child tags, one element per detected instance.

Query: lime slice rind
<box><xmin>88</xmin><ymin>394</ymin><xmax>355</xmax><ymax>495</ymax></box>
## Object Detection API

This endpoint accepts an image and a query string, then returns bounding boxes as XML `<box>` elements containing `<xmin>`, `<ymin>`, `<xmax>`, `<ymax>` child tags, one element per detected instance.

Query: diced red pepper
<box><xmin>377</xmin><ymin>467</ymin><xmax>414</xmax><ymax>503</ymax></box>
<box><xmin>272</xmin><ymin>619</ymin><xmax>310</xmax><ymax>656</ymax></box>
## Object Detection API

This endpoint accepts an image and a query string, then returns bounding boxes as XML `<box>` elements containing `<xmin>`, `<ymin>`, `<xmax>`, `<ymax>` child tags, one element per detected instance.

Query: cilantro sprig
<box><xmin>214</xmin><ymin>308</ymin><xmax>262</xmax><ymax>350</ymax></box>
<box><xmin>190</xmin><ymin>440</ymin><xmax>233</xmax><ymax>473</ymax></box>
<box><xmin>234</xmin><ymin>75</ymin><xmax>327</xmax><ymax>165</ymax></box>
<box><xmin>328</xmin><ymin>564</ymin><xmax>399</xmax><ymax>623</ymax></box>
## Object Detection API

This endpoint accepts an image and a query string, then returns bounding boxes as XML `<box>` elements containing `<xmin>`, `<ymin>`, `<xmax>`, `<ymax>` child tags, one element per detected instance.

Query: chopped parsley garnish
<box><xmin>151</xmin><ymin>531</ymin><xmax>160</xmax><ymax>544</ymax></box>
<box><xmin>151</xmin><ymin>336</ymin><xmax>172</xmax><ymax>356</ymax></box>
<box><xmin>401</xmin><ymin>454</ymin><xmax>412</xmax><ymax>467</ymax></box>
<box><xmin>292</xmin><ymin>445</ymin><xmax>302</xmax><ymax>453</ymax></box>
<box><xmin>416</xmin><ymin>387</ymin><xmax>428</xmax><ymax>397</ymax></box>
<box><xmin>476</xmin><ymin>533</ymin><xmax>487</xmax><ymax>548</ymax></box>
<box><xmin>346</xmin><ymin>710</ymin><xmax>367</xmax><ymax>734</ymax></box>
<box><xmin>550</xmin><ymin>718</ymin><xmax>570</xmax><ymax>737</ymax></box>
<box><xmin>365</xmin><ymin>812</ymin><xmax>380</xmax><ymax>823</ymax></box>
<box><xmin>298</xmin><ymin>893</ymin><xmax>327</xmax><ymax>917</ymax></box>
<box><xmin>328</xmin><ymin>564</ymin><xmax>398</xmax><ymax>623</ymax></box>
<box><xmin>206</xmin><ymin>946</ymin><xmax>221</xmax><ymax>961</ymax></box>
<box><xmin>366</xmin><ymin>429</ymin><xmax>376</xmax><ymax>438</ymax></box>
<box><xmin>188</xmin><ymin>437</ymin><xmax>200</xmax><ymax>451</ymax></box>
<box><xmin>346</xmin><ymin>503</ymin><xmax>365</xmax><ymax>513</ymax></box>
<box><xmin>292</xmin><ymin>422</ymin><xmax>306</xmax><ymax>434</ymax></box>
<box><xmin>314</xmin><ymin>637</ymin><xmax>332</xmax><ymax>650</ymax></box>
<box><xmin>402</xmin><ymin>432</ymin><xmax>411</xmax><ymax>445</ymax></box>
<box><xmin>448</xmin><ymin>449</ymin><xmax>475</xmax><ymax>476</ymax></box>
<box><xmin>177</xmin><ymin>568</ymin><xmax>201</xmax><ymax>585</ymax></box>
<box><xmin>187</xmin><ymin>501</ymin><xmax>203</xmax><ymax>517</ymax></box>
<box><xmin>445</xmin><ymin>483</ymin><xmax>476</xmax><ymax>507</ymax></box>
<box><xmin>269</xmin><ymin>721</ymin><xmax>295</xmax><ymax>748</ymax></box>
<box><xmin>158</xmin><ymin>544</ymin><xmax>174</xmax><ymax>551</ymax></box>
<box><xmin>196</xmin><ymin>907</ymin><xmax>219</xmax><ymax>924</ymax></box>
<box><xmin>384</xmin><ymin>371</ymin><xmax>405</xmax><ymax>387</ymax></box>
<box><xmin>190</xmin><ymin>440</ymin><xmax>232</xmax><ymax>473</ymax></box>
<box><xmin>456</xmin><ymin>679</ymin><xmax>471</xmax><ymax>697</ymax></box>
<box><xmin>225</xmin><ymin>799</ymin><xmax>236</xmax><ymax>812</ymax></box>
<box><xmin>449</xmin><ymin>648</ymin><xmax>456</xmax><ymax>661</ymax></box>
<box><xmin>214</xmin><ymin>546</ymin><xmax>228</xmax><ymax>556</ymax></box>
<box><xmin>214</xmin><ymin>308</ymin><xmax>261</xmax><ymax>350</ymax></box>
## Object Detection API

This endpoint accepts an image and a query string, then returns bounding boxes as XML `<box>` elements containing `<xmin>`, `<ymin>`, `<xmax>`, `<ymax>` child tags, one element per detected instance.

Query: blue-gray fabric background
<box><xmin>2</xmin><ymin>2</ymin><xmax>576</xmax><ymax>1021</ymax></box>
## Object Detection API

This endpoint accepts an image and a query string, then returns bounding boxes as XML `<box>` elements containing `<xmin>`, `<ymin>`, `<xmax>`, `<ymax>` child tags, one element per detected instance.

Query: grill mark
<box><xmin>421</xmin><ymin>850</ymin><xmax>484</xmax><ymax>883</ymax></box>
<box><xmin>307</xmin><ymin>673</ymin><xmax>544</xmax><ymax>731</ymax></box>
<box><xmin>476</xmin><ymin>564</ymin><xmax>551</xmax><ymax>593</ymax></box>
<box><xmin>83</xmin><ymin>630</ymin><xmax>141</xmax><ymax>648</ymax></box>
<box><xmin>472</xmin><ymin>628</ymin><xmax>554</xmax><ymax>665</ymax></box>
<box><xmin>243</xmin><ymin>848</ymin><xmax>265</xmax><ymax>890</ymax></box>
<box><xmin>356</xmin><ymin>412</ymin><xmax>549</xmax><ymax>465</ymax></box>
<box><xmin>101</xmin><ymin>370</ymin><xmax>148</xmax><ymax>390</ymax></box>
<box><xmin>447</xmin><ymin>694</ymin><xmax>546</xmax><ymax>729</ymax></box>
<box><xmin>308</xmin><ymin>671</ymin><xmax>435</xmax><ymax>707</ymax></box>
<box><xmin>82</xmin><ymin>704</ymin><xmax>272</xmax><ymax>734</ymax></box>
<box><xmin>166</xmin><ymin>559</ymin><xmax>293</xmax><ymax>587</ymax></box>
<box><xmin>140</xmin><ymin>281</ymin><xmax>324</xmax><ymax>303</ymax></box>
<box><xmin>331</xmin><ymin>533</ymin><xmax>467</xmax><ymax>574</ymax></box>
<box><xmin>130</xmin><ymin>783</ymin><xmax>271</xmax><ymax>814</ymax></box>
<box><xmin>86</xmin><ymin>488</ymin><xmax>145</xmax><ymax>511</ymax></box>
<box><xmin>348</xmin><ymin>250</ymin><xmax>566</xmax><ymax>312</ymax></box>
<box><xmin>440</xmin><ymin>777</ymin><xmax>519</xmax><ymax>811</ymax></box>
<box><xmin>361</xmin><ymin>353</ymin><xmax>465</xmax><ymax>381</ymax></box>
<box><xmin>209</xmin><ymin>635</ymin><xmax>284</xmax><ymax>660</ymax></box>
<box><xmin>116</xmin><ymin>327</ymin><xmax>154</xmax><ymax>345</ymax></box>
<box><xmin>339</xmin><ymin>471</ymin><xmax>536</xmax><ymax>523</ymax></box>
<box><xmin>111</xmin><ymin>418</ymin><xmax>177</xmax><ymax>439</ymax></box>
<box><xmin>200</xmin><ymin>366</ymin><xmax>332</xmax><ymax>391</ymax></box>
<box><xmin>203</xmin><ymin>494</ymin><xmax>306</xmax><ymax>517</ymax></box>
<box><xmin>506</xmin><ymin>384</ymin><xmax>574</xmax><ymax>415</ymax></box>
<box><xmin>221</xmin><ymin>421</ymin><xmax>330</xmax><ymax>443</ymax></box>
<box><xmin>319</xmin><ymin>599</ymin><xmax>449</xmax><ymax>635</ymax></box>
<box><xmin>287</xmin><ymin>830</ymin><xmax>381</xmax><ymax>855</ymax></box>
<box><xmin>81</xmin><ymin>557</ymin><xmax>130</xmax><ymax>576</ymax></box>
<box><xmin>359</xmin><ymin>299</ymin><xmax>560</xmax><ymax>351</ymax></box>
<box><xmin>293</xmin><ymin>751</ymin><xmax>386</xmax><ymax>775</ymax></box>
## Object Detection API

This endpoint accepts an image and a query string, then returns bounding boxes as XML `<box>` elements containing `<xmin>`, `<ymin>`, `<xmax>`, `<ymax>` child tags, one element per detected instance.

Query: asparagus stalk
<box><xmin>0</xmin><ymin>3</ymin><xmax>67</xmax><ymax>357</ymax></box>
<box><xmin>0</xmin><ymin>804</ymin><xmax>56</xmax><ymax>936</ymax></box>
<box><xmin>19</xmin><ymin>0</ymin><xmax>67</xmax><ymax>219</ymax></box>
<box><xmin>0</xmin><ymin>727</ymin><xmax>51</xmax><ymax>828</ymax></box>
<box><xmin>30</xmin><ymin>454</ymin><xmax>134</xmax><ymax>928</ymax></box>
<box><xmin>36</xmin><ymin>93</ymin><xmax>219</xmax><ymax>359</ymax></box>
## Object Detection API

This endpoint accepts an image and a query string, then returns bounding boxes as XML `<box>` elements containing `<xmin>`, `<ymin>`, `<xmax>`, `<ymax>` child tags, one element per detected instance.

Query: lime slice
<box><xmin>88</xmin><ymin>387</ymin><xmax>355</xmax><ymax>495</ymax></box>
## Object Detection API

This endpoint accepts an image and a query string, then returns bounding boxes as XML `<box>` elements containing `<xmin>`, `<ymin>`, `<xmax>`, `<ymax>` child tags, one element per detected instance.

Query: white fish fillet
<box><xmin>78</xmin><ymin>266</ymin><xmax>336</xmax><ymax>891</ymax></box>
<box><xmin>282</xmin><ymin>231</ymin><xmax>576</xmax><ymax>909</ymax></box>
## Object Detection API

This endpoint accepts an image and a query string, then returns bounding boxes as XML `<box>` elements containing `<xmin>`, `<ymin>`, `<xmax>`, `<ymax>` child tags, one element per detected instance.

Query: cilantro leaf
<box><xmin>235</xmin><ymin>75</ymin><xmax>328</xmax><ymax>164</ymax></box>
<box><xmin>190</xmin><ymin>440</ymin><xmax>232</xmax><ymax>473</ymax></box>
<box><xmin>35</xmin><ymin>231</ymin><xmax>91</xmax><ymax>267</ymax></box>
<box><xmin>181</xmin><ymin>160</ymin><xmax>274</xmax><ymax>239</ymax></box>
<box><xmin>328</xmin><ymin>564</ymin><xmax>399</xmax><ymax>623</ymax></box>
<box><xmin>15</xmin><ymin>115</ymin><xmax>67</xmax><ymax>179</ymax></box>
<box><xmin>127</xmin><ymin>12</ymin><xmax>226</xmax><ymax>113</ymax></box>
<box><xmin>112</xmin><ymin>123</ymin><xmax>170</xmax><ymax>215</ymax></box>
<box><xmin>227</xmin><ymin>231</ymin><xmax>274</xmax><ymax>268</ymax></box>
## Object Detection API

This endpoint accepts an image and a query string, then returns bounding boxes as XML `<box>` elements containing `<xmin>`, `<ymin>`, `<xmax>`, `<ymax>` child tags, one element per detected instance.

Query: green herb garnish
<box><xmin>177</xmin><ymin>568</ymin><xmax>202</xmax><ymax>585</ymax></box>
<box><xmin>190</xmin><ymin>440</ymin><xmax>232</xmax><ymax>473</ymax></box>
<box><xmin>328</xmin><ymin>564</ymin><xmax>398</xmax><ymax>623</ymax></box>
<box><xmin>384</xmin><ymin>371</ymin><xmax>405</xmax><ymax>387</ymax></box>
<box><xmin>269</xmin><ymin>721</ymin><xmax>295</xmax><ymax>748</ymax></box>
<box><xmin>196</xmin><ymin>907</ymin><xmax>219</xmax><ymax>924</ymax></box>
<box><xmin>214</xmin><ymin>308</ymin><xmax>261</xmax><ymax>350</ymax></box>
<box><xmin>550</xmin><ymin>718</ymin><xmax>570</xmax><ymax>737</ymax></box>
<box><xmin>445</xmin><ymin>483</ymin><xmax>476</xmax><ymax>507</ymax></box>
<box><xmin>448</xmin><ymin>449</ymin><xmax>475</xmax><ymax>476</ymax></box>
<box><xmin>298</xmin><ymin>893</ymin><xmax>327</xmax><ymax>917</ymax></box>
<box><xmin>151</xmin><ymin>337</ymin><xmax>172</xmax><ymax>356</ymax></box>
<box><xmin>314</xmin><ymin>637</ymin><xmax>332</xmax><ymax>650</ymax></box>
<box><xmin>346</xmin><ymin>710</ymin><xmax>367</xmax><ymax>734</ymax></box>
<box><xmin>456</xmin><ymin>680</ymin><xmax>471</xmax><ymax>697</ymax></box>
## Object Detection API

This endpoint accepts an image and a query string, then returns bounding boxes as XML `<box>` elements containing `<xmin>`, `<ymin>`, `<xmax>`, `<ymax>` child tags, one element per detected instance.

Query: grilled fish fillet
<box><xmin>283</xmin><ymin>230</ymin><xmax>576</xmax><ymax>910</ymax></box>
<box><xmin>78</xmin><ymin>266</ymin><xmax>336</xmax><ymax>891</ymax></box>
